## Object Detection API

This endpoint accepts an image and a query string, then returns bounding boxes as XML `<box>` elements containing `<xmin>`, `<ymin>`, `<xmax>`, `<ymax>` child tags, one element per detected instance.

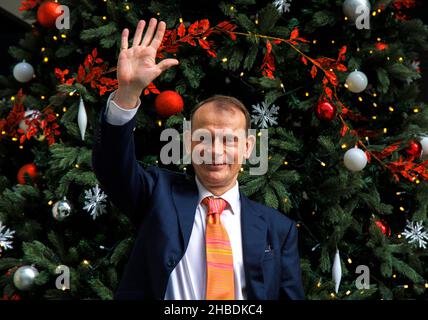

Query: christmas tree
<box><xmin>1</xmin><ymin>0</ymin><xmax>428</xmax><ymax>300</ymax></box>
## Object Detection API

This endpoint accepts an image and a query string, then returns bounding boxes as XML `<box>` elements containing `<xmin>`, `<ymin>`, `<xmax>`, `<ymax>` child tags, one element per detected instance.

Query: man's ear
<box><xmin>183</xmin><ymin>129</ymin><xmax>192</xmax><ymax>156</ymax></box>
<box><xmin>244</xmin><ymin>134</ymin><xmax>256</xmax><ymax>160</ymax></box>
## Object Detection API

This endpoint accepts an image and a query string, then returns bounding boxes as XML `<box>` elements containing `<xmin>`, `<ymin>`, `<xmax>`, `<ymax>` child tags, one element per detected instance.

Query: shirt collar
<box><xmin>195</xmin><ymin>175</ymin><xmax>240</xmax><ymax>215</ymax></box>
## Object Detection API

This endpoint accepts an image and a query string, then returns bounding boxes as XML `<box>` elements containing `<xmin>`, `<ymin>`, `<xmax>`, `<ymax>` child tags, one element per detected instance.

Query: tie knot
<box><xmin>202</xmin><ymin>196</ymin><xmax>228</xmax><ymax>216</ymax></box>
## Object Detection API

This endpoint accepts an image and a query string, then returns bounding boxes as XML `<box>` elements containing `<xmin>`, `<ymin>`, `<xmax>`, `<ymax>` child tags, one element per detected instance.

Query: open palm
<box><xmin>117</xmin><ymin>18</ymin><xmax>179</xmax><ymax>94</ymax></box>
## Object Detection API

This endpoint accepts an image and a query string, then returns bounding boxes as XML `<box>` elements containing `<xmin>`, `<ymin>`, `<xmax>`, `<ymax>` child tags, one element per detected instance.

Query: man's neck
<box><xmin>196</xmin><ymin>175</ymin><xmax>238</xmax><ymax>196</ymax></box>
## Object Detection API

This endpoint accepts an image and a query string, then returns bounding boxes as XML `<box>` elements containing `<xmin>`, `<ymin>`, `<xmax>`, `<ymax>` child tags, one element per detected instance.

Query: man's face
<box><xmin>188</xmin><ymin>102</ymin><xmax>255</xmax><ymax>190</ymax></box>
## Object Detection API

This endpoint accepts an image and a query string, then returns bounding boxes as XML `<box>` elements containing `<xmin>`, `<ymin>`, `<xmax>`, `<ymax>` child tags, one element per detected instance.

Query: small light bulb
<box><xmin>43</xmin><ymin>57</ymin><xmax>49</xmax><ymax>63</ymax></box>
<box><xmin>399</xmin><ymin>206</ymin><xmax>405</xmax><ymax>212</ymax></box>
<box><xmin>48</xmin><ymin>200</ymin><xmax>53</xmax><ymax>205</ymax></box>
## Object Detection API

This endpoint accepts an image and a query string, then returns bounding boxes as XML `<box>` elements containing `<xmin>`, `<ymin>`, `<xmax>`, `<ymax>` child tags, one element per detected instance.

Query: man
<box><xmin>92</xmin><ymin>18</ymin><xmax>305</xmax><ymax>300</ymax></box>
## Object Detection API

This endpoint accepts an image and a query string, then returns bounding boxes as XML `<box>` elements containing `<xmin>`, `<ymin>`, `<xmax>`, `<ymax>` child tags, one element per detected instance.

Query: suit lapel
<box><xmin>171</xmin><ymin>175</ymin><xmax>199</xmax><ymax>248</ymax></box>
<box><xmin>240</xmin><ymin>191</ymin><xmax>267</xmax><ymax>300</ymax></box>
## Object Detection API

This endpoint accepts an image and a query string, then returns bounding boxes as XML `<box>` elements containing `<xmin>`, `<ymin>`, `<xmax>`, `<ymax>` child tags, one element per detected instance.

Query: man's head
<box><xmin>185</xmin><ymin>95</ymin><xmax>256</xmax><ymax>194</ymax></box>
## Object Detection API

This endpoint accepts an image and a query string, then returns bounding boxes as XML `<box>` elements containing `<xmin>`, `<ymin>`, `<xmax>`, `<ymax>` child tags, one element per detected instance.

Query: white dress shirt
<box><xmin>104</xmin><ymin>92</ymin><xmax>247</xmax><ymax>300</ymax></box>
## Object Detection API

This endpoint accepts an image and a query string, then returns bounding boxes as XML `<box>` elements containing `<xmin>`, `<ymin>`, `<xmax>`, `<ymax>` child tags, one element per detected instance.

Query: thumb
<box><xmin>157</xmin><ymin>58</ymin><xmax>179</xmax><ymax>72</ymax></box>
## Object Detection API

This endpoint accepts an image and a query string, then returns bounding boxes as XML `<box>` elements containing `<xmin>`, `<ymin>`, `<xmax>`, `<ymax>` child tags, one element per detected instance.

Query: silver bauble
<box><xmin>52</xmin><ymin>197</ymin><xmax>72</xmax><ymax>221</ymax></box>
<box><xmin>13</xmin><ymin>265</ymin><xmax>39</xmax><ymax>291</ymax></box>
<box><xmin>343</xmin><ymin>0</ymin><xmax>371</xmax><ymax>21</ymax></box>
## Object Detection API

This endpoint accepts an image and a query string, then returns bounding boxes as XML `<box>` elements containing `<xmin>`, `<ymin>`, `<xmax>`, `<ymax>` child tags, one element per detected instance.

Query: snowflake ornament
<box><xmin>83</xmin><ymin>184</ymin><xmax>108</xmax><ymax>220</ymax></box>
<box><xmin>273</xmin><ymin>0</ymin><xmax>292</xmax><ymax>13</ymax></box>
<box><xmin>251</xmin><ymin>101</ymin><xmax>279</xmax><ymax>128</ymax></box>
<box><xmin>402</xmin><ymin>220</ymin><xmax>428</xmax><ymax>249</ymax></box>
<box><xmin>0</xmin><ymin>221</ymin><xmax>15</xmax><ymax>253</ymax></box>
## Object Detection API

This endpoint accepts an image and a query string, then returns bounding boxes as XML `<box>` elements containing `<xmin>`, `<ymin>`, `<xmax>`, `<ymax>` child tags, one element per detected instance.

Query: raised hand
<box><xmin>113</xmin><ymin>18</ymin><xmax>179</xmax><ymax>109</ymax></box>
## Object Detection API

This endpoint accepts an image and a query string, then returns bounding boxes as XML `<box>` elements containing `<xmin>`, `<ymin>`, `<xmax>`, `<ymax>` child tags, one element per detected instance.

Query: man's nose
<box><xmin>210</xmin><ymin>138</ymin><xmax>224</xmax><ymax>161</ymax></box>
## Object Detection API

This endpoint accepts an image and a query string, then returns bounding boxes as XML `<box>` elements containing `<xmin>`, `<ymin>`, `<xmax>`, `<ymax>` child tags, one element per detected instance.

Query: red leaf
<box><xmin>198</xmin><ymin>38</ymin><xmax>210</xmax><ymax>50</ymax></box>
<box><xmin>77</xmin><ymin>65</ymin><xmax>85</xmax><ymax>83</ymax></box>
<box><xmin>340</xmin><ymin>124</ymin><xmax>349</xmax><ymax>137</ymax></box>
<box><xmin>310</xmin><ymin>65</ymin><xmax>317</xmax><ymax>78</ymax></box>
<box><xmin>301</xmin><ymin>56</ymin><xmax>308</xmax><ymax>65</ymax></box>
<box><xmin>178</xmin><ymin>23</ymin><xmax>186</xmax><ymax>37</ymax></box>
<box><xmin>290</xmin><ymin>27</ymin><xmax>299</xmax><ymax>40</ymax></box>
<box><xmin>324</xmin><ymin>86</ymin><xmax>333</xmax><ymax>99</ymax></box>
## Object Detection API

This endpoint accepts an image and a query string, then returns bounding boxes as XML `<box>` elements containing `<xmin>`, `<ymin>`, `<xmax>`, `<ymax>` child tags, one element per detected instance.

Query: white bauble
<box><xmin>343</xmin><ymin>0</ymin><xmax>371</xmax><ymax>21</ymax></box>
<box><xmin>346</xmin><ymin>70</ymin><xmax>368</xmax><ymax>93</ymax></box>
<box><xmin>77</xmin><ymin>97</ymin><xmax>87</xmax><ymax>140</ymax></box>
<box><xmin>19</xmin><ymin>110</ymin><xmax>42</xmax><ymax>134</ymax></box>
<box><xmin>420</xmin><ymin>137</ymin><xmax>428</xmax><ymax>160</ymax></box>
<box><xmin>344</xmin><ymin>147</ymin><xmax>368</xmax><ymax>171</ymax></box>
<box><xmin>13</xmin><ymin>265</ymin><xmax>39</xmax><ymax>291</ymax></box>
<box><xmin>332</xmin><ymin>248</ymin><xmax>342</xmax><ymax>294</ymax></box>
<box><xmin>13</xmin><ymin>60</ymin><xmax>35</xmax><ymax>83</ymax></box>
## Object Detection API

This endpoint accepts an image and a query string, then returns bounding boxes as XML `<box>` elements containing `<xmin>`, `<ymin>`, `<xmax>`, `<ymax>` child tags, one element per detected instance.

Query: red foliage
<box><xmin>19</xmin><ymin>0</ymin><xmax>42</xmax><ymax>11</ymax></box>
<box><xmin>55</xmin><ymin>48</ymin><xmax>118</xmax><ymax>96</ymax></box>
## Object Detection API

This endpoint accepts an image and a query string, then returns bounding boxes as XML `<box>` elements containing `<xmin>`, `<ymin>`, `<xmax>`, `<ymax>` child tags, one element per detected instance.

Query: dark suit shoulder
<box><xmin>147</xmin><ymin>165</ymin><xmax>193</xmax><ymax>184</ymax></box>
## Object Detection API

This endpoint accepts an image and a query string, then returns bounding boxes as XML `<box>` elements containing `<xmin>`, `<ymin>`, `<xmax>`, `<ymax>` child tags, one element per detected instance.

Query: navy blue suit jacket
<box><xmin>92</xmin><ymin>106</ymin><xmax>305</xmax><ymax>300</ymax></box>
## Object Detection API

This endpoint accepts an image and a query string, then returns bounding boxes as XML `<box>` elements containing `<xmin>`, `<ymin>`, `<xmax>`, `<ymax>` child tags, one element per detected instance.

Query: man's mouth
<box><xmin>204</xmin><ymin>163</ymin><xmax>227</xmax><ymax>170</ymax></box>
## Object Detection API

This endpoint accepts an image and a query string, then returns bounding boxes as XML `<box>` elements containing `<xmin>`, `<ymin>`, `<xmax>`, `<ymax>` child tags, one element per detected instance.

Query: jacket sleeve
<box><xmin>279</xmin><ymin>221</ymin><xmax>306</xmax><ymax>300</ymax></box>
<box><xmin>91</xmin><ymin>101</ymin><xmax>158</xmax><ymax>222</ymax></box>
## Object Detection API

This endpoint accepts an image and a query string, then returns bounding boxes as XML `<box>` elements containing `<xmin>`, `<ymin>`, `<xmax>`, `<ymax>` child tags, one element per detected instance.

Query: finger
<box><xmin>132</xmin><ymin>20</ymin><xmax>146</xmax><ymax>47</ymax></box>
<box><xmin>121</xmin><ymin>28</ymin><xmax>129</xmax><ymax>50</ymax></box>
<box><xmin>141</xmin><ymin>18</ymin><xmax>157</xmax><ymax>47</ymax></box>
<box><xmin>150</xmin><ymin>20</ymin><xmax>166</xmax><ymax>51</ymax></box>
<box><xmin>157</xmin><ymin>58</ymin><xmax>179</xmax><ymax>72</ymax></box>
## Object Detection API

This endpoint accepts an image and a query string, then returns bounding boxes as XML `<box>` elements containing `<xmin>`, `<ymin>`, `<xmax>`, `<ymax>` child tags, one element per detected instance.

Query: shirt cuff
<box><xmin>104</xmin><ymin>91</ymin><xmax>141</xmax><ymax>126</ymax></box>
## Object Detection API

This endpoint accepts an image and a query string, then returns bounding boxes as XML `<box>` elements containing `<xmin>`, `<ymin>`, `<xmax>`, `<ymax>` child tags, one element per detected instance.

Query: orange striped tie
<box><xmin>202</xmin><ymin>196</ymin><xmax>235</xmax><ymax>300</ymax></box>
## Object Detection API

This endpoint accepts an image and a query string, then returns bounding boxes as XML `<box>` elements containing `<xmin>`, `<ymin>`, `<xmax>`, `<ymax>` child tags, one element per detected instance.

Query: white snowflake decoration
<box><xmin>402</xmin><ymin>220</ymin><xmax>428</xmax><ymax>249</ymax></box>
<box><xmin>273</xmin><ymin>0</ymin><xmax>292</xmax><ymax>13</ymax></box>
<box><xmin>251</xmin><ymin>101</ymin><xmax>279</xmax><ymax>128</ymax></box>
<box><xmin>83</xmin><ymin>184</ymin><xmax>108</xmax><ymax>220</ymax></box>
<box><xmin>0</xmin><ymin>221</ymin><xmax>15</xmax><ymax>252</ymax></box>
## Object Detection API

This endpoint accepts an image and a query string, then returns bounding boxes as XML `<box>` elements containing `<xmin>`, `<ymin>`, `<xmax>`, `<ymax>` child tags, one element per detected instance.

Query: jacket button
<box><xmin>167</xmin><ymin>258</ymin><xmax>175</xmax><ymax>268</ymax></box>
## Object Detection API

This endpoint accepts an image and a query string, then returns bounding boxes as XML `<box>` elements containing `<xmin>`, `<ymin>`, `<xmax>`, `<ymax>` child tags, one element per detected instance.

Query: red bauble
<box><xmin>405</xmin><ymin>140</ymin><xmax>423</xmax><ymax>158</ymax></box>
<box><xmin>154</xmin><ymin>90</ymin><xmax>184</xmax><ymax>117</ymax></box>
<box><xmin>375</xmin><ymin>220</ymin><xmax>391</xmax><ymax>237</ymax></box>
<box><xmin>37</xmin><ymin>1</ymin><xmax>63</xmax><ymax>28</ymax></box>
<box><xmin>17</xmin><ymin>163</ymin><xmax>38</xmax><ymax>185</ymax></box>
<box><xmin>315</xmin><ymin>101</ymin><xmax>337</xmax><ymax>121</ymax></box>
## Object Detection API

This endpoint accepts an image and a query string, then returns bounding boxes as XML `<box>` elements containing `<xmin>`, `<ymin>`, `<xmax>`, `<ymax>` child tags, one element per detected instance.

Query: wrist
<box><xmin>112</xmin><ymin>87</ymin><xmax>142</xmax><ymax>109</ymax></box>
